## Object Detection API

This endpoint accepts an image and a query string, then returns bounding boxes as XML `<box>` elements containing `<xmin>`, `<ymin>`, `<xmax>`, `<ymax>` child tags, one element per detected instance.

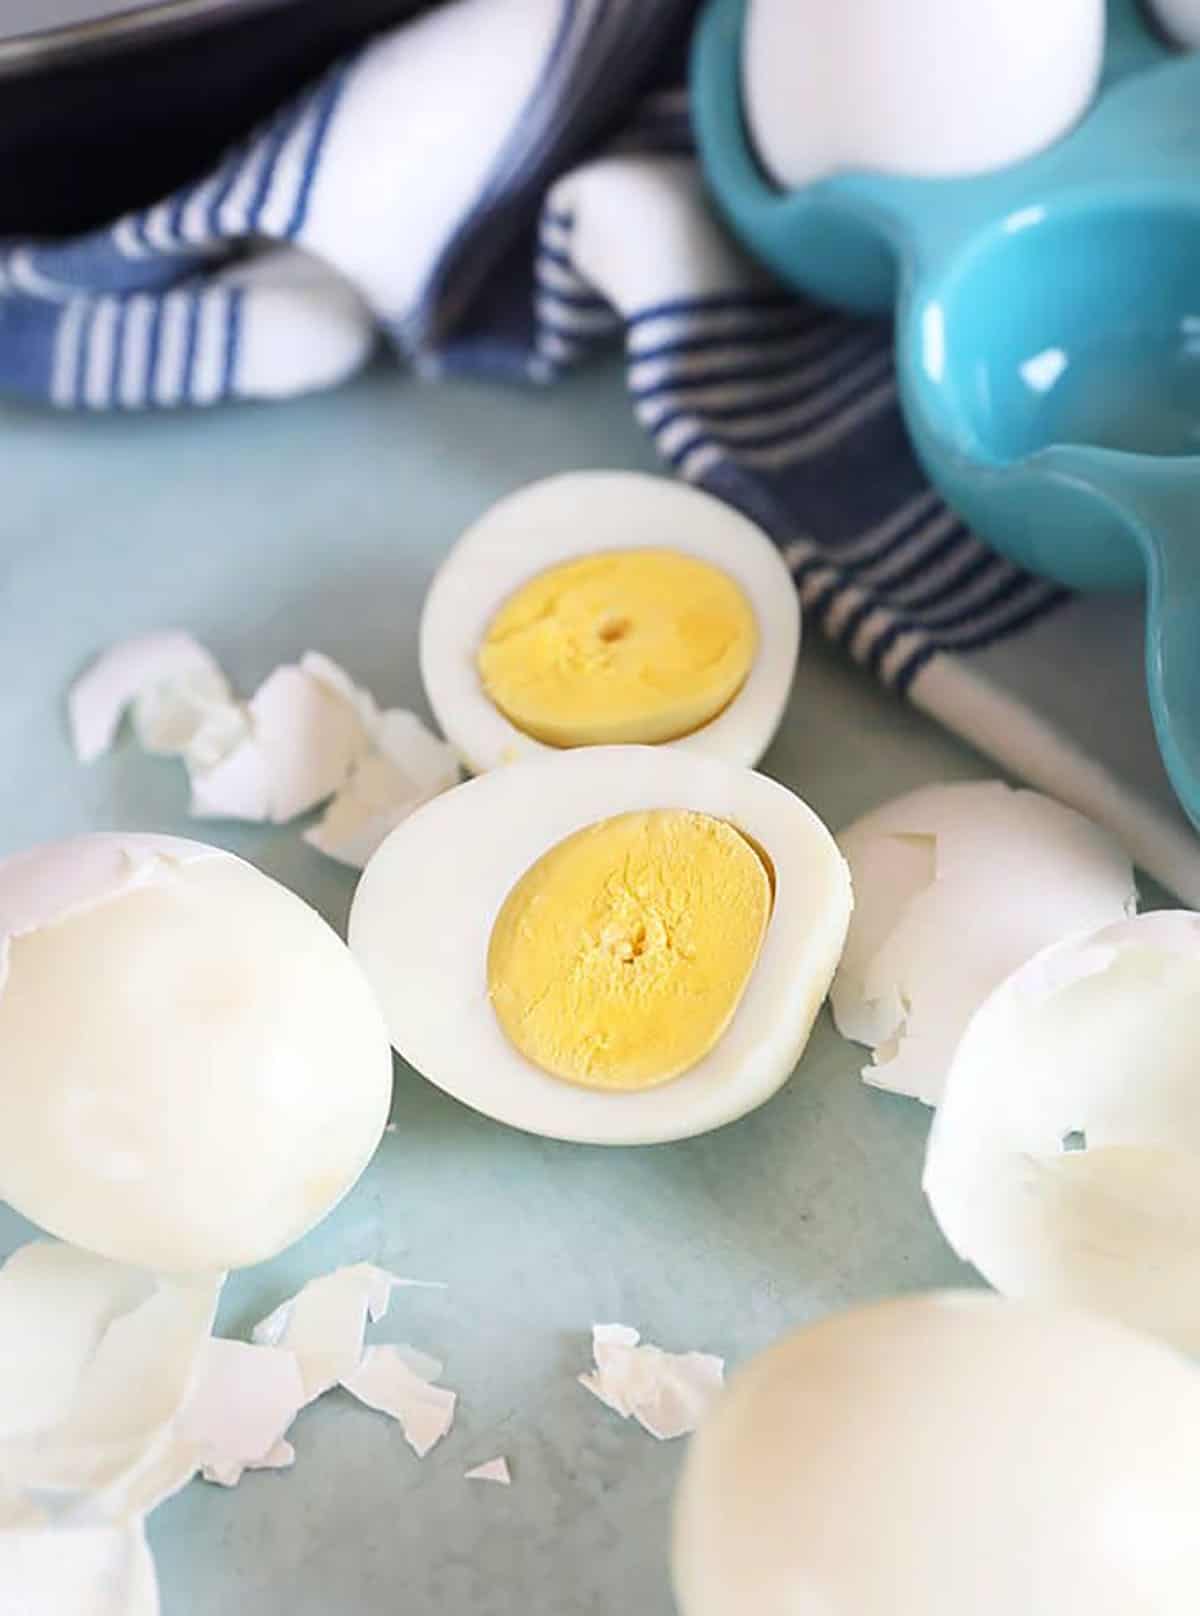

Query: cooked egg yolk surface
<box><xmin>476</xmin><ymin>550</ymin><xmax>758</xmax><ymax>748</ymax></box>
<box><xmin>487</xmin><ymin>809</ymin><xmax>772</xmax><ymax>1092</ymax></box>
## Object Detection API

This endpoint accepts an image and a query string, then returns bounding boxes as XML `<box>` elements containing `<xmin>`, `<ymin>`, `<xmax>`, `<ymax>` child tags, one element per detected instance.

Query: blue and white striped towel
<box><xmin>2</xmin><ymin>0</ymin><xmax>1196</xmax><ymax>899</ymax></box>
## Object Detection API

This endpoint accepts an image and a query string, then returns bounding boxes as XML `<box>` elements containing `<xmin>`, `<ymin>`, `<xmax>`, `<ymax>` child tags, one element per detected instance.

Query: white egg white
<box><xmin>0</xmin><ymin>833</ymin><xmax>393</xmax><ymax>1272</ymax></box>
<box><xmin>831</xmin><ymin>781</ymin><xmax>1136</xmax><ymax>1105</ymax></box>
<box><xmin>418</xmin><ymin>471</ymin><xmax>801</xmax><ymax>775</ymax></box>
<box><xmin>348</xmin><ymin>747</ymin><xmax>850</xmax><ymax>1145</ymax></box>
<box><xmin>925</xmin><ymin>910</ymin><xmax>1200</xmax><ymax>1352</ymax></box>
<box><xmin>672</xmin><ymin>1292</ymin><xmax>1200</xmax><ymax>1616</ymax></box>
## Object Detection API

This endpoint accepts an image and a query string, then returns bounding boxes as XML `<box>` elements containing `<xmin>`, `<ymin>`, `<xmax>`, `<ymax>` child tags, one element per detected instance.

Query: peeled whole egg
<box><xmin>925</xmin><ymin>910</ymin><xmax>1200</xmax><ymax>1353</ymax></box>
<box><xmin>0</xmin><ymin>834</ymin><xmax>392</xmax><ymax>1273</ymax></box>
<box><xmin>348</xmin><ymin>747</ymin><xmax>850</xmax><ymax>1144</ymax></box>
<box><xmin>672</xmin><ymin>1291</ymin><xmax>1200</xmax><ymax>1616</ymax></box>
<box><xmin>419</xmin><ymin>472</ymin><xmax>800</xmax><ymax>775</ymax></box>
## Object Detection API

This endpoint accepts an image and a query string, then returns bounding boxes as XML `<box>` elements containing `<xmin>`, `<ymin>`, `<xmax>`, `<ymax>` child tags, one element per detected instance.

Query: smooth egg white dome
<box><xmin>419</xmin><ymin>471</ymin><xmax>800</xmax><ymax>775</ymax></box>
<box><xmin>0</xmin><ymin>834</ymin><xmax>393</xmax><ymax>1273</ymax></box>
<box><xmin>673</xmin><ymin>1291</ymin><xmax>1200</xmax><ymax>1616</ymax></box>
<box><xmin>925</xmin><ymin>911</ymin><xmax>1200</xmax><ymax>1352</ymax></box>
<box><xmin>348</xmin><ymin>747</ymin><xmax>850</xmax><ymax>1145</ymax></box>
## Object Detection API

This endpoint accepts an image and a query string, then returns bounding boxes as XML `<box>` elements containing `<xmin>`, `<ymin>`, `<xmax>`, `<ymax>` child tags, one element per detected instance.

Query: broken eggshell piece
<box><xmin>831</xmin><ymin>781</ymin><xmax>1136</xmax><ymax>1105</ymax></box>
<box><xmin>68</xmin><ymin>632</ymin><xmax>229</xmax><ymax>766</ymax></box>
<box><xmin>0</xmin><ymin>1240</ymin><xmax>222</xmax><ymax>1515</ymax></box>
<box><xmin>0</xmin><ymin>833</ymin><xmax>392</xmax><ymax>1272</ymax></box>
<box><xmin>925</xmin><ymin>911</ymin><xmax>1200</xmax><ymax>1353</ymax></box>
<box><xmin>348</xmin><ymin>747</ymin><xmax>851</xmax><ymax>1145</ymax></box>
<box><xmin>580</xmin><ymin>1324</ymin><xmax>725</xmax><ymax>1441</ymax></box>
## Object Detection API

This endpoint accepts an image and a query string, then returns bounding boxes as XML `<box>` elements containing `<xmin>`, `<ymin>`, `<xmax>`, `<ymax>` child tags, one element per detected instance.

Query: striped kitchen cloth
<box><xmin>0</xmin><ymin>0</ymin><xmax>1195</xmax><ymax>899</ymax></box>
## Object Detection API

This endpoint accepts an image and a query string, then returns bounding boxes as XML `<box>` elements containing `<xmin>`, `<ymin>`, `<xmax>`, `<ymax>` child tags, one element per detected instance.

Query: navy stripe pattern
<box><xmin>0</xmin><ymin>60</ymin><xmax>353</xmax><ymax>409</ymax></box>
<box><xmin>0</xmin><ymin>1</ymin><xmax>1068</xmax><ymax>686</ymax></box>
<box><xmin>534</xmin><ymin>198</ymin><xmax>1068</xmax><ymax>690</ymax></box>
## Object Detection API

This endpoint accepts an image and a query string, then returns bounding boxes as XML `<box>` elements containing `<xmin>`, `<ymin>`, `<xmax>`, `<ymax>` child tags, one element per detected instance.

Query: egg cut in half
<box><xmin>419</xmin><ymin>472</ymin><xmax>800</xmax><ymax>775</ymax></box>
<box><xmin>673</xmin><ymin>1292</ymin><xmax>1200</xmax><ymax>1616</ymax></box>
<box><xmin>348</xmin><ymin>747</ymin><xmax>850</xmax><ymax>1144</ymax></box>
<box><xmin>0</xmin><ymin>834</ymin><xmax>392</xmax><ymax>1273</ymax></box>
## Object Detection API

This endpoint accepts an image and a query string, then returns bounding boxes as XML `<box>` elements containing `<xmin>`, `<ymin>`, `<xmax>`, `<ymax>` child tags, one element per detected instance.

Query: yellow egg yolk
<box><xmin>476</xmin><ymin>549</ymin><xmax>759</xmax><ymax>747</ymax></box>
<box><xmin>487</xmin><ymin>809</ymin><xmax>773</xmax><ymax>1092</ymax></box>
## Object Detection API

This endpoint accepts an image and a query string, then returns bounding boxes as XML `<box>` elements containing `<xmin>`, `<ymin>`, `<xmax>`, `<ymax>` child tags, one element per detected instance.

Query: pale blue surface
<box><xmin>0</xmin><ymin>361</ymin><xmax>979</xmax><ymax>1615</ymax></box>
<box><xmin>693</xmin><ymin>0</ymin><xmax>1200</xmax><ymax>833</ymax></box>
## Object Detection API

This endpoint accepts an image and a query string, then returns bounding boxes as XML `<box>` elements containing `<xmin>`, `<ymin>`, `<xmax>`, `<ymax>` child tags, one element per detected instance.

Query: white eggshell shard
<box><xmin>349</xmin><ymin>747</ymin><xmax>850</xmax><ymax>1145</ymax></box>
<box><xmin>304</xmin><ymin>716</ymin><xmax>461</xmax><ymax>870</ymax></box>
<box><xmin>192</xmin><ymin>661</ymin><xmax>372</xmax><ymax>824</ymax></box>
<box><xmin>179</xmin><ymin>1339</ymin><xmax>306</xmax><ymax>1488</ymax></box>
<box><xmin>340</xmin><ymin>1345</ymin><xmax>457</xmax><ymax>1458</ymax></box>
<box><xmin>419</xmin><ymin>472</ymin><xmax>800</xmax><ymax>774</ymax></box>
<box><xmin>672</xmin><ymin>1291</ymin><xmax>1200</xmax><ymax>1616</ymax></box>
<box><xmin>580</xmin><ymin>1324</ymin><xmax>725</xmax><ymax>1440</ymax></box>
<box><xmin>924</xmin><ymin>911</ymin><xmax>1200</xmax><ymax>1352</ymax></box>
<box><xmin>252</xmin><ymin>1262</ymin><xmax>404</xmax><ymax>1403</ymax></box>
<box><xmin>0</xmin><ymin>834</ymin><xmax>393</xmax><ymax>1271</ymax></box>
<box><xmin>68</xmin><ymin>631</ymin><xmax>227</xmax><ymax>764</ymax></box>
<box><xmin>831</xmin><ymin>781</ymin><xmax>1136</xmax><ymax>1106</ymax></box>
<box><xmin>0</xmin><ymin>1520</ymin><xmax>160</xmax><ymax>1616</ymax></box>
<box><xmin>0</xmin><ymin>1240</ymin><xmax>221</xmax><ymax>1512</ymax></box>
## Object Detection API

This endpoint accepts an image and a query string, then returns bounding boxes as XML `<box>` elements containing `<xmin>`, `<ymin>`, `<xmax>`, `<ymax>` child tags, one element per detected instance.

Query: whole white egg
<box><xmin>348</xmin><ymin>746</ymin><xmax>850</xmax><ymax>1145</ymax></box>
<box><xmin>0</xmin><ymin>834</ymin><xmax>392</xmax><ymax>1272</ymax></box>
<box><xmin>1148</xmin><ymin>0</ymin><xmax>1200</xmax><ymax>46</ymax></box>
<box><xmin>419</xmin><ymin>471</ymin><xmax>800</xmax><ymax>775</ymax></box>
<box><xmin>743</xmin><ymin>0</ymin><xmax>1103</xmax><ymax>188</ymax></box>
<box><xmin>673</xmin><ymin>1291</ymin><xmax>1200</xmax><ymax>1615</ymax></box>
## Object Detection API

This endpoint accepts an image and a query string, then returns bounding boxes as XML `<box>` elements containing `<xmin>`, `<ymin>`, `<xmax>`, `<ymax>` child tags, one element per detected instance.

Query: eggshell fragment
<box><xmin>350</xmin><ymin>747</ymin><xmax>851</xmax><ymax>1145</ymax></box>
<box><xmin>420</xmin><ymin>472</ymin><xmax>800</xmax><ymax>775</ymax></box>
<box><xmin>925</xmin><ymin>911</ymin><xmax>1200</xmax><ymax>1352</ymax></box>
<box><xmin>0</xmin><ymin>1521</ymin><xmax>159</xmax><ymax>1616</ymax></box>
<box><xmin>672</xmin><ymin>1292</ymin><xmax>1200</xmax><ymax>1616</ymax></box>
<box><xmin>464</xmin><ymin>1458</ymin><xmax>511</xmax><ymax>1485</ymax></box>
<box><xmin>340</xmin><ymin>1347</ymin><xmax>457</xmax><ymax>1458</ymax></box>
<box><xmin>194</xmin><ymin>663</ymin><xmax>371</xmax><ymax>824</ymax></box>
<box><xmin>68</xmin><ymin>632</ymin><xmax>227</xmax><ymax>764</ymax></box>
<box><xmin>304</xmin><ymin>715</ymin><xmax>461</xmax><ymax>870</ymax></box>
<box><xmin>138</xmin><ymin>681</ymin><xmax>248</xmax><ymax>770</ymax></box>
<box><xmin>831</xmin><ymin>782</ymin><xmax>1136</xmax><ymax>1105</ymax></box>
<box><xmin>178</xmin><ymin>1340</ymin><xmax>305</xmax><ymax>1489</ymax></box>
<box><xmin>0</xmin><ymin>1241</ymin><xmax>221</xmax><ymax>1514</ymax></box>
<box><xmin>252</xmin><ymin>1263</ymin><xmax>410</xmax><ymax>1403</ymax></box>
<box><xmin>580</xmin><ymin>1325</ymin><xmax>725</xmax><ymax>1441</ymax></box>
<box><xmin>0</xmin><ymin>835</ymin><xmax>393</xmax><ymax>1272</ymax></box>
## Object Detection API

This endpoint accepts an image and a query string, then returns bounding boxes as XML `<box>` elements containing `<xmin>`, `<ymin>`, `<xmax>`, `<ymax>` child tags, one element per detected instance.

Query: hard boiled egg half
<box><xmin>0</xmin><ymin>833</ymin><xmax>392</xmax><ymax>1273</ymax></box>
<box><xmin>419</xmin><ymin>472</ymin><xmax>800</xmax><ymax>775</ymax></box>
<box><xmin>349</xmin><ymin>747</ymin><xmax>851</xmax><ymax>1144</ymax></box>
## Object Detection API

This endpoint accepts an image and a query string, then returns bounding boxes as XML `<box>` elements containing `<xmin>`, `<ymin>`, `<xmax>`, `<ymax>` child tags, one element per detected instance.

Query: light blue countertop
<box><xmin>0</xmin><ymin>361</ymin><xmax>983</xmax><ymax>1615</ymax></box>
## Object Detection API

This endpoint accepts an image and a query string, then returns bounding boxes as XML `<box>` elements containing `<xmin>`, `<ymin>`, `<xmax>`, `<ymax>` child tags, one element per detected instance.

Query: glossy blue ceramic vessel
<box><xmin>693</xmin><ymin>0</ymin><xmax>1200</xmax><ymax>829</ymax></box>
